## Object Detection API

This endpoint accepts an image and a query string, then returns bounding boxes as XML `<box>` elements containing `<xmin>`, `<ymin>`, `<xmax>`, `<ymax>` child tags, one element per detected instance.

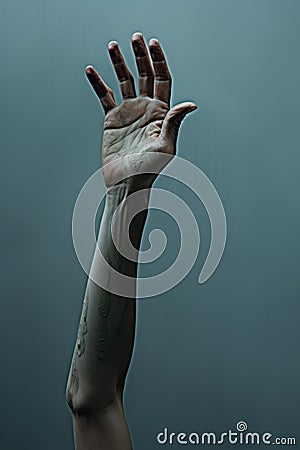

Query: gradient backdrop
<box><xmin>1</xmin><ymin>0</ymin><xmax>300</xmax><ymax>448</ymax></box>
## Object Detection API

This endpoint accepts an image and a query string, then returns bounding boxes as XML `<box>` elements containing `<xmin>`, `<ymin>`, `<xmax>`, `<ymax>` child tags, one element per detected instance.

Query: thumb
<box><xmin>160</xmin><ymin>102</ymin><xmax>197</xmax><ymax>153</ymax></box>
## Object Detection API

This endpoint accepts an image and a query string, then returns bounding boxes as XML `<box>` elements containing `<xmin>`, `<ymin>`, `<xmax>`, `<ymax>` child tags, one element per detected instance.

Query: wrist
<box><xmin>105</xmin><ymin>180</ymin><xmax>151</xmax><ymax>210</ymax></box>
<box><xmin>103</xmin><ymin>181</ymin><xmax>151</xmax><ymax>249</ymax></box>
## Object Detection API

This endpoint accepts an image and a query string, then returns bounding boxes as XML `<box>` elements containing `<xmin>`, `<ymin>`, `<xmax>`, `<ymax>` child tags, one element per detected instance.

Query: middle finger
<box><xmin>131</xmin><ymin>32</ymin><xmax>154</xmax><ymax>97</ymax></box>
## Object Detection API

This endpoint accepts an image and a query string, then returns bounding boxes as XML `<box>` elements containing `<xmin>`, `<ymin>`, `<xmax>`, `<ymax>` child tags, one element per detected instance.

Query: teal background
<box><xmin>1</xmin><ymin>0</ymin><xmax>300</xmax><ymax>448</ymax></box>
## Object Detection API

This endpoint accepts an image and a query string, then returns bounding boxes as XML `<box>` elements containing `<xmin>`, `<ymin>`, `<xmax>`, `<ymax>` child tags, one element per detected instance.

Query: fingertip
<box><xmin>180</xmin><ymin>101</ymin><xmax>198</xmax><ymax>112</ymax></box>
<box><xmin>108</xmin><ymin>40</ymin><xmax>119</xmax><ymax>50</ymax></box>
<box><xmin>149</xmin><ymin>38</ymin><xmax>164</xmax><ymax>60</ymax></box>
<box><xmin>187</xmin><ymin>102</ymin><xmax>198</xmax><ymax>112</ymax></box>
<box><xmin>85</xmin><ymin>65</ymin><xmax>95</xmax><ymax>74</ymax></box>
<box><xmin>85</xmin><ymin>65</ymin><xmax>100</xmax><ymax>86</ymax></box>
<box><xmin>132</xmin><ymin>31</ymin><xmax>143</xmax><ymax>41</ymax></box>
<box><xmin>132</xmin><ymin>32</ymin><xmax>148</xmax><ymax>56</ymax></box>
<box><xmin>149</xmin><ymin>38</ymin><xmax>159</xmax><ymax>47</ymax></box>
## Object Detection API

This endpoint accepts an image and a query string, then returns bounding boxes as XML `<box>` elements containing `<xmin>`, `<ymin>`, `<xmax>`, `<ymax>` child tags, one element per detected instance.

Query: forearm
<box><xmin>66</xmin><ymin>182</ymin><xmax>149</xmax><ymax>415</ymax></box>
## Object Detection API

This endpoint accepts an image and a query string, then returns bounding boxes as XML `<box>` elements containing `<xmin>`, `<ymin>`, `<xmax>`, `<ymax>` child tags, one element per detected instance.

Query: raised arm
<box><xmin>65</xmin><ymin>32</ymin><xmax>197</xmax><ymax>450</ymax></box>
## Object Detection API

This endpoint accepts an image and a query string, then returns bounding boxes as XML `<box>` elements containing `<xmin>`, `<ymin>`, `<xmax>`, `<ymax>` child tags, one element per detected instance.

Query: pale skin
<box><xmin>66</xmin><ymin>32</ymin><xmax>197</xmax><ymax>449</ymax></box>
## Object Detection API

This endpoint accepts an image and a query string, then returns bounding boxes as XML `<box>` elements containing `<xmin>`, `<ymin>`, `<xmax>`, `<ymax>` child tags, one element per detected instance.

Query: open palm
<box><xmin>86</xmin><ymin>33</ymin><xmax>197</xmax><ymax>188</ymax></box>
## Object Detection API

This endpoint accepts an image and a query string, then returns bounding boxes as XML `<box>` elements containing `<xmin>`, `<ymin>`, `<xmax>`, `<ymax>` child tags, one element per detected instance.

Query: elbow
<box><xmin>66</xmin><ymin>386</ymin><xmax>75</xmax><ymax>413</ymax></box>
<box><xmin>66</xmin><ymin>385</ymin><xmax>119</xmax><ymax>418</ymax></box>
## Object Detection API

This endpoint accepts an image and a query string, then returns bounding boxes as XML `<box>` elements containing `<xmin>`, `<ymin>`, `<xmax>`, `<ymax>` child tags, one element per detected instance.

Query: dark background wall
<box><xmin>1</xmin><ymin>0</ymin><xmax>299</xmax><ymax>448</ymax></box>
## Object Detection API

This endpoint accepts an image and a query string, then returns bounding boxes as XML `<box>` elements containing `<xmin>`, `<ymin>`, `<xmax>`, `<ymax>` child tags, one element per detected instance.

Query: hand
<box><xmin>85</xmin><ymin>32</ymin><xmax>197</xmax><ymax>190</ymax></box>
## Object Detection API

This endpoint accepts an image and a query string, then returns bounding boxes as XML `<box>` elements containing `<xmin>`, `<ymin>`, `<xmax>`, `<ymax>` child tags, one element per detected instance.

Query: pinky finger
<box><xmin>85</xmin><ymin>65</ymin><xmax>116</xmax><ymax>114</ymax></box>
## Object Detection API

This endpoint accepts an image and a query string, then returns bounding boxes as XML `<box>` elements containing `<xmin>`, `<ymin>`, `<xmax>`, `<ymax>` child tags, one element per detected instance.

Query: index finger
<box><xmin>85</xmin><ymin>65</ymin><xmax>116</xmax><ymax>114</ymax></box>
